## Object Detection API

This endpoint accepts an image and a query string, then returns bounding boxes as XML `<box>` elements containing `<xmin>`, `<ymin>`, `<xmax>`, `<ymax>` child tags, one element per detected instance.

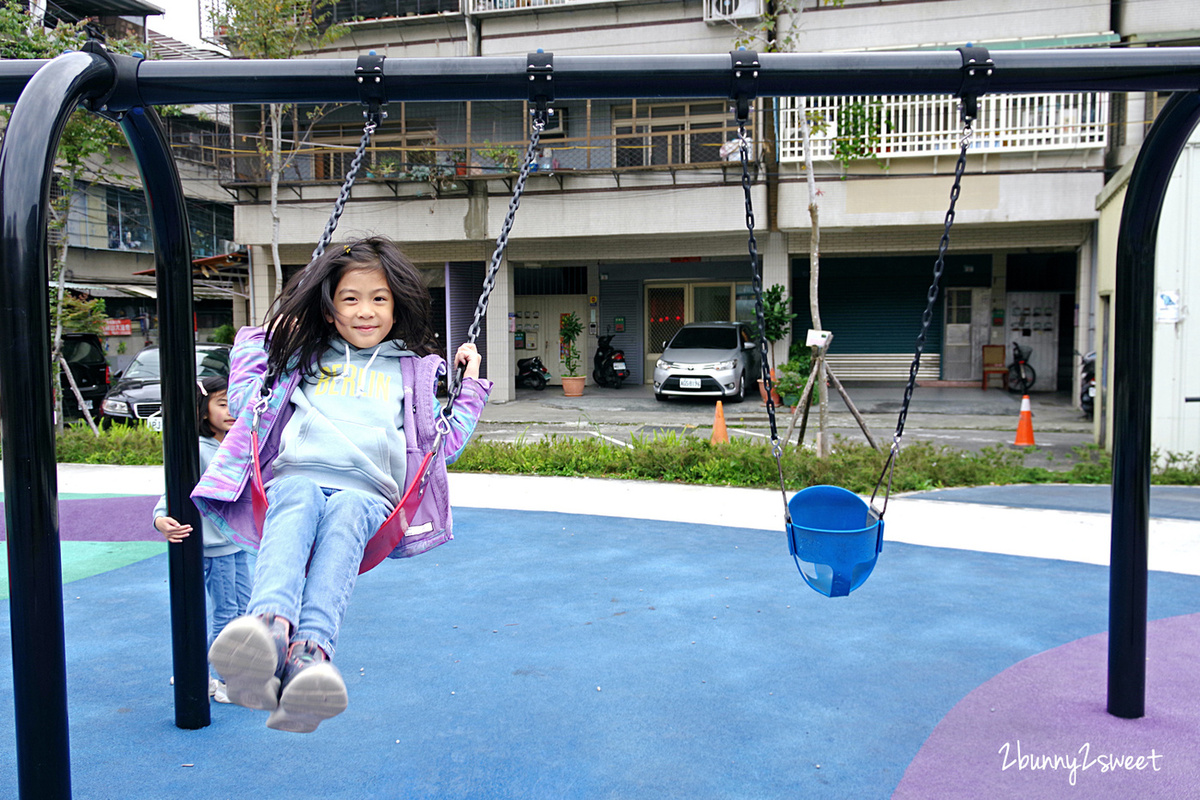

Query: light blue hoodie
<box><xmin>270</xmin><ymin>337</ymin><xmax>414</xmax><ymax>506</ymax></box>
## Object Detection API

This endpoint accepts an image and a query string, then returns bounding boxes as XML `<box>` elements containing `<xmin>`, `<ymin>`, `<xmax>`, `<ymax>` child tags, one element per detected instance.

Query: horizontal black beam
<box><xmin>3</xmin><ymin>48</ymin><xmax>1200</xmax><ymax>106</ymax></box>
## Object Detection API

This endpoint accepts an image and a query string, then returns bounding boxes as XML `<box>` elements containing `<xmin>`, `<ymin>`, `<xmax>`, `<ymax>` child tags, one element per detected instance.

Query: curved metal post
<box><xmin>0</xmin><ymin>50</ymin><xmax>115</xmax><ymax>800</ymax></box>
<box><xmin>1108</xmin><ymin>90</ymin><xmax>1200</xmax><ymax>719</ymax></box>
<box><xmin>120</xmin><ymin>106</ymin><xmax>211</xmax><ymax>731</ymax></box>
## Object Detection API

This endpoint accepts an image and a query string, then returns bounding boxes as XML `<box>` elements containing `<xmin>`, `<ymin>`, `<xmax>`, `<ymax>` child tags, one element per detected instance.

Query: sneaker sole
<box><xmin>266</xmin><ymin>664</ymin><xmax>348</xmax><ymax>733</ymax></box>
<box><xmin>208</xmin><ymin>618</ymin><xmax>281</xmax><ymax>712</ymax></box>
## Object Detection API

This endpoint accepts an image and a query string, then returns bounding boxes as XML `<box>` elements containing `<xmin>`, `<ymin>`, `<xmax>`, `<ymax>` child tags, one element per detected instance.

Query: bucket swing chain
<box><xmin>871</xmin><ymin>45</ymin><xmax>992</xmax><ymax>519</ymax></box>
<box><xmin>437</xmin><ymin>51</ymin><xmax>554</xmax><ymax>460</ymax></box>
<box><xmin>730</xmin><ymin>50</ymin><xmax>791</xmax><ymax>522</ymax></box>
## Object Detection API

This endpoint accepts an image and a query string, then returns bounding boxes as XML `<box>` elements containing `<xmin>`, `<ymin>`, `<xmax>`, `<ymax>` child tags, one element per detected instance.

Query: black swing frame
<box><xmin>2</xmin><ymin>45</ymin><xmax>1200</xmax><ymax>800</ymax></box>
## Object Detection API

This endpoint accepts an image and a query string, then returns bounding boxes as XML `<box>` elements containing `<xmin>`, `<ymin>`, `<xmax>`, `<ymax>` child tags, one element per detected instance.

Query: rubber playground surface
<box><xmin>1</xmin><ymin>469</ymin><xmax>1199</xmax><ymax>799</ymax></box>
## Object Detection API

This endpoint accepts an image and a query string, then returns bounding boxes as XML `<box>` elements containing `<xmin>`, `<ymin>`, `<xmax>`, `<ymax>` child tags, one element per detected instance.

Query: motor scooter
<box><xmin>1080</xmin><ymin>351</ymin><xmax>1096</xmax><ymax>419</ymax></box>
<box><xmin>1008</xmin><ymin>341</ymin><xmax>1036</xmax><ymax>394</ymax></box>
<box><xmin>516</xmin><ymin>356</ymin><xmax>551</xmax><ymax>390</ymax></box>
<box><xmin>593</xmin><ymin>334</ymin><xmax>629</xmax><ymax>388</ymax></box>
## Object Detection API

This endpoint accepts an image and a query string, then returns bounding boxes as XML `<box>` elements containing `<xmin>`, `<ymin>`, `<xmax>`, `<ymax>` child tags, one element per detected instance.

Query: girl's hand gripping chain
<box><xmin>454</xmin><ymin>342</ymin><xmax>482</xmax><ymax>380</ymax></box>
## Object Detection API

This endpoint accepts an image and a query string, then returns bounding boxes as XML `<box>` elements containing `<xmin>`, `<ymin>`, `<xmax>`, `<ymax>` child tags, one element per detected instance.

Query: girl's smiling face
<box><xmin>206</xmin><ymin>390</ymin><xmax>235</xmax><ymax>440</ymax></box>
<box><xmin>327</xmin><ymin>266</ymin><xmax>395</xmax><ymax>349</ymax></box>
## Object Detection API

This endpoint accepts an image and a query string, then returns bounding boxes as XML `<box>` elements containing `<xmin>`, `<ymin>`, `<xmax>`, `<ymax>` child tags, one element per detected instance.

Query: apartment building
<box><xmin>8</xmin><ymin>0</ymin><xmax>240</xmax><ymax>370</ymax></box>
<box><xmin>212</xmin><ymin>0</ymin><xmax>1195</xmax><ymax>404</ymax></box>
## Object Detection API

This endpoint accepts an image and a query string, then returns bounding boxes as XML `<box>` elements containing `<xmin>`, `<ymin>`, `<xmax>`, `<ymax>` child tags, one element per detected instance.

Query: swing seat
<box><xmin>786</xmin><ymin>485</ymin><xmax>884</xmax><ymax>598</ymax></box>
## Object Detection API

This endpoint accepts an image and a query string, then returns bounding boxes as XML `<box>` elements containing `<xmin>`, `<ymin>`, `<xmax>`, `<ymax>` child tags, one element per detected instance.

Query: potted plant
<box><xmin>478</xmin><ymin>141</ymin><xmax>521</xmax><ymax>173</ymax></box>
<box><xmin>559</xmin><ymin>311</ymin><xmax>585</xmax><ymax>396</ymax></box>
<box><xmin>758</xmin><ymin>283</ymin><xmax>797</xmax><ymax>404</ymax></box>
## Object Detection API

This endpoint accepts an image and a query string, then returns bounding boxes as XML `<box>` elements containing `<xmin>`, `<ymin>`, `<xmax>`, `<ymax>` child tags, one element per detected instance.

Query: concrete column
<box><xmin>248</xmin><ymin>245</ymin><xmax>274</xmax><ymax>326</ymax></box>
<box><xmin>485</xmin><ymin>251</ymin><xmax>515</xmax><ymax>403</ymax></box>
<box><xmin>1075</xmin><ymin>230</ymin><xmax>1096</xmax><ymax>411</ymax></box>
<box><xmin>762</xmin><ymin>231</ymin><xmax>790</xmax><ymax>367</ymax></box>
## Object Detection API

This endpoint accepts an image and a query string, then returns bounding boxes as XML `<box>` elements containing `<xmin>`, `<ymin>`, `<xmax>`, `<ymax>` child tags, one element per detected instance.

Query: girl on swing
<box><xmin>193</xmin><ymin>236</ymin><xmax>491</xmax><ymax>733</ymax></box>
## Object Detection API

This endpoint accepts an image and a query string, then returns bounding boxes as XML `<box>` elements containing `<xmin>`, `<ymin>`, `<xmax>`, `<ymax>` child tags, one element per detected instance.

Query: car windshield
<box><xmin>123</xmin><ymin>348</ymin><xmax>229</xmax><ymax>380</ymax></box>
<box><xmin>668</xmin><ymin>327</ymin><xmax>736</xmax><ymax>350</ymax></box>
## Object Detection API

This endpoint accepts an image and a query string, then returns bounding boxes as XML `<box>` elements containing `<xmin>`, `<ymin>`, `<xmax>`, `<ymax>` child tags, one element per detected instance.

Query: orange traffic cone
<box><xmin>1014</xmin><ymin>394</ymin><xmax>1036</xmax><ymax>446</ymax></box>
<box><xmin>711</xmin><ymin>400</ymin><xmax>729</xmax><ymax>444</ymax></box>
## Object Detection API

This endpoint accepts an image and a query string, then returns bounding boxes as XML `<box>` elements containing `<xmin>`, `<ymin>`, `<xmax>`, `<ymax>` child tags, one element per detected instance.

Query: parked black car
<box><xmin>101</xmin><ymin>343</ymin><xmax>231</xmax><ymax>427</ymax></box>
<box><xmin>60</xmin><ymin>332</ymin><xmax>110</xmax><ymax>419</ymax></box>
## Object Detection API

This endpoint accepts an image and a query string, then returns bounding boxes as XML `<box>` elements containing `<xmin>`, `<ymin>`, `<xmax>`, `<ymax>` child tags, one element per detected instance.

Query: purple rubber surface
<box><xmin>0</xmin><ymin>495</ymin><xmax>159</xmax><ymax>542</ymax></box>
<box><xmin>894</xmin><ymin>613</ymin><xmax>1200</xmax><ymax>798</ymax></box>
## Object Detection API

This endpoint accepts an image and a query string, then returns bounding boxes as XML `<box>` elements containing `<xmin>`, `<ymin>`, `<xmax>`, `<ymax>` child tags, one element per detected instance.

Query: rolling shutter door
<box><xmin>447</xmin><ymin>261</ymin><xmax>488</xmax><ymax>380</ymax></box>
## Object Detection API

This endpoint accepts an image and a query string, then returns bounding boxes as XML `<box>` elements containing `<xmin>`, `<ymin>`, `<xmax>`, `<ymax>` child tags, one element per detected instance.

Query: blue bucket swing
<box><xmin>732</xmin><ymin>46</ymin><xmax>989</xmax><ymax>597</ymax></box>
<box><xmin>786</xmin><ymin>486</ymin><xmax>884</xmax><ymax>598</ymax></box>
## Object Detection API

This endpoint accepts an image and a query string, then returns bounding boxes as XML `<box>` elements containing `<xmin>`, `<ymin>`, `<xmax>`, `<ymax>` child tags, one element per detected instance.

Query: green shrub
<box><xmin>54</xmin><ymin>422</ymin><xmax>165</xmax><ymax>465</ymax></box>
<box><xmin>6</xmin><ymin>424</ymin><xmax>1200</xmax><ymax>490</ymax></box>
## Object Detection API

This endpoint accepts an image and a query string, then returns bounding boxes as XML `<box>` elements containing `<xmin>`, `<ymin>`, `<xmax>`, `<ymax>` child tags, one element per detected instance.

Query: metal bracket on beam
<box><xmin>527</xmin><ymin>50</ymin><xmax>554</xmax><ymax>126</ymax></box>
<box><xmin>80</xmin><ymin>39</ymin><xmax>143</xmax><ymax>120</ymax></box>
<box><xmin>730</xmin><ymin>49</ymin><xmax>760</xmax><ymax>124</ymax></box>
<box><xmin>355</xmin><ymin>52</ymin><xmax>387</xmax><ymax>124</ymax></box>
<box><xmin>956</xmin><ymin>45</ymin><xmax>993</xmax><ymax>123</ymax></box>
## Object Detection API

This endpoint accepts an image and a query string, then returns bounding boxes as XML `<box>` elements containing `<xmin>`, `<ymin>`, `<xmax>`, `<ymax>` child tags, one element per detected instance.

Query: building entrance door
<box><xmin>942</xmin><ymin>287</ymin><xmax>991</xmax><ymax>381</ymax></box>
<box><xmin>514</xmin><ymin>294</ymin><xmax>590</xmax><ymax>386</ymax></box>
<box><xmin>643</xmin><ymin>282</ymin><xmax>744</xmax><ymax>381</ymax></box>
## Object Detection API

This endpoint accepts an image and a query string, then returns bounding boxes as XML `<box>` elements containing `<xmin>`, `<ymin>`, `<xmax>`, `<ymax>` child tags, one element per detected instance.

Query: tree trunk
<box><xmin>50</xmin><ymin>204</ymin><xmax>70</xmax><ymax>433</ymax></box>
<box><xmin>799</xmin><ymin>104</ymin><xmax>829</xmax><ymax>457</ymax></box>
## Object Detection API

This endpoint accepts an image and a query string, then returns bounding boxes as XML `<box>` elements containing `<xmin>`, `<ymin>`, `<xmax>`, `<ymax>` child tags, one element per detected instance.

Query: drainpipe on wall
<box><xmin>763</xmin><ymin>2</ymin><xmax>780</xmax><ymax>231</ymax></box>
<box><xmin>464</xmin><ymin>4</ymin><xmax>481</xmax><ymax>58</ymax></box>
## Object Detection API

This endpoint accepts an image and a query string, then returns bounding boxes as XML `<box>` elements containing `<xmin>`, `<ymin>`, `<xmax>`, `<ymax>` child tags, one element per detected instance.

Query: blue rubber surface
<box><xmin>2</xmin><ymin>506</ymin><xmax>1199</xmax><ymax>799</ymax></box>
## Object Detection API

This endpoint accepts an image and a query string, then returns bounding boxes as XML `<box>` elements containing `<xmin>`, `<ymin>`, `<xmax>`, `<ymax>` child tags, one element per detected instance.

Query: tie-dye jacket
<box><xmin>191</xmin><ymin>326</ymin><xmax>492</xmax><ymax>566</ymax></box>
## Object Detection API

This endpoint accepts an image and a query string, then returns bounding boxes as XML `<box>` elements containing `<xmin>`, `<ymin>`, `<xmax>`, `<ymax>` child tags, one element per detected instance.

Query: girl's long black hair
<box><xmin>263</xmin><ymin>236</ymin><xmax>440</xmax><ymax>384</ymax></box>
<box><xmin>197</xmin><ymin>375</ymin><xmax>228</xmax><ymax>438</ymax></box>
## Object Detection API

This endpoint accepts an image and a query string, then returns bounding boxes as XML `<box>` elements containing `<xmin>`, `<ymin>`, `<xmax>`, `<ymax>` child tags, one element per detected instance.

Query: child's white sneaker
<box><xmin>209</xmin><ymin>678</ymin><xmax>231</xmax><ymax>704</ymax></box>
<box><xmin>266</xmin><ymin>640</ymin><xmax>347</xmax><ymax>734</ymax></box>
<box><xmin>208</xmin><ymin>614</ymin><xmax>288</xmax><ymax>711</ymax></box>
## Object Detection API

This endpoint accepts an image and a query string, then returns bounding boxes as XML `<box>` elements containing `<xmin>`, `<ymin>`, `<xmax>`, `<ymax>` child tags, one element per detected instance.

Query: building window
<box><xmin>106</xmin><ymin>186</ymin><xmax>152</xmax><ymax>252</ymax></box>
<box><xmin>167</xmin><ymin>116</ymin><xmax>222</xmax><ymax>167</ymax></box>
<box><xmin>612</xmin><ymin>101</ymin><xmax>738</xmax><ymax>168</ymax></box>
<box><xmin>946</xmin><ymin>288</ymin><xmax>973</xmax><ymax>325</ymax></box>
<box><xmin>187</xmin><ymin>201</ymin><xmax>235</xmax><ymax>258</ymax></box>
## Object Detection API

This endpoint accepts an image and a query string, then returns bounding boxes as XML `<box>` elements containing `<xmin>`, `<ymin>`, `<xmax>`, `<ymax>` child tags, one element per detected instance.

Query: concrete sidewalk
<box><xmin>481</xmin><ymin>381</ymin><xmax>1093</xmax><ymax>435</ymax></box>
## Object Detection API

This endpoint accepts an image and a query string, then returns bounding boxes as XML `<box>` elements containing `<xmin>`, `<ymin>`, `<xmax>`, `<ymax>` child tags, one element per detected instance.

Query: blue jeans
<box><xmin>247</xmin><ymin>475</ymin><xmax>389</xmax><ymax>658</ymax></box>
<box><xmin>205</xmin><ymin>550</ymin><xmax>253</xmax><ymax>648</ymax></box>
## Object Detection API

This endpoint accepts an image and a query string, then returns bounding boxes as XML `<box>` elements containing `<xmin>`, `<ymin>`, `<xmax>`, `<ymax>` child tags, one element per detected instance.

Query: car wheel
<box><xmin>655</xmin><ymin>392</ymin><xmax>667</xmax><ymax>402</ymax></box>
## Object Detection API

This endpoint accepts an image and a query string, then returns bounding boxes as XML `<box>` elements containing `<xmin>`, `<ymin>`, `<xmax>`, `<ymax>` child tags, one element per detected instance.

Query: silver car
<box><xmin>653</xmin><ymin>322</ymin><xmax>761</xmax><ymax>402</ymax></box>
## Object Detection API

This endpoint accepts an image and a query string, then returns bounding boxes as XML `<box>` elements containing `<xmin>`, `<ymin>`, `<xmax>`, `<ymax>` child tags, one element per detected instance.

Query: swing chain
<box><xmin>311</xmin><ymin>115</ymin><xmax>380</xmax><ymax>262</ymax></box>
<box><xmin>874</xmin><ymin>65</ymin><xmax>984</xmax><ymax>518</ymax></box>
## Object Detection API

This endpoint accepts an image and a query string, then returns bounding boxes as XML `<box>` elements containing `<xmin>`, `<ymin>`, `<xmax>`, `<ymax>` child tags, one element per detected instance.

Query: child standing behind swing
<box><xmin>193</xmin><ymin>236</ymin><xmax>491</xmax><ymax>733</ymax></box>
<box><xmin>153</xmin><ymin>375</ymin><xmax>250</xmax><ymax>703</ymax></box>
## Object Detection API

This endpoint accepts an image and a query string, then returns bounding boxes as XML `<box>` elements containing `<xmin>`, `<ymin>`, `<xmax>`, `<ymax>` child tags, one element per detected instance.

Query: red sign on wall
<box><xmin>102</xmin><ymin>318</ymin><xmax>132</xmax><ymax>336</ymax></box>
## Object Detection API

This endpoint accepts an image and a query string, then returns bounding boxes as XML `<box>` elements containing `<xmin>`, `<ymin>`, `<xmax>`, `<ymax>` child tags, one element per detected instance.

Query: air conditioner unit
<box><xmin>217</xmin><ymin>239</ymin><xmax>243</xmax><ymax>254</ymax></box>
<box><xmin>705</xmin><ymin>0</ymin><xmax>763</xmax><ymax>23</ymax></box>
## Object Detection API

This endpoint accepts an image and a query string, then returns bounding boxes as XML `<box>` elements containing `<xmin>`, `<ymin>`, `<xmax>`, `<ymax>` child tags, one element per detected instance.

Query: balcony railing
<box><xmin>216</xmin><ymin>122</ymin><xmax>755</xmax><ymax>187</ymax></box>
<box><xmin>778</xmin><ymin>92</ymin><xmax>1108</xmax><ymax>162</ymax></box>
<box><xmin>470</xmin><ymin>0</ymin><xmax>615</xmax><ymax>13</ymax></box>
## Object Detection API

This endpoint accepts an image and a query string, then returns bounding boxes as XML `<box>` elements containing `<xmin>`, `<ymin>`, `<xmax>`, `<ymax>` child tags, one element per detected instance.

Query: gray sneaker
<box><xmin>266</xmin><ymin>640</ymin><xmax>348</xmax><ymax>733</ymax></box>
<box><xmin>208</xmin><ymin>614</ymin><xmax>288</xmax><ymax>711</ymax></box>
